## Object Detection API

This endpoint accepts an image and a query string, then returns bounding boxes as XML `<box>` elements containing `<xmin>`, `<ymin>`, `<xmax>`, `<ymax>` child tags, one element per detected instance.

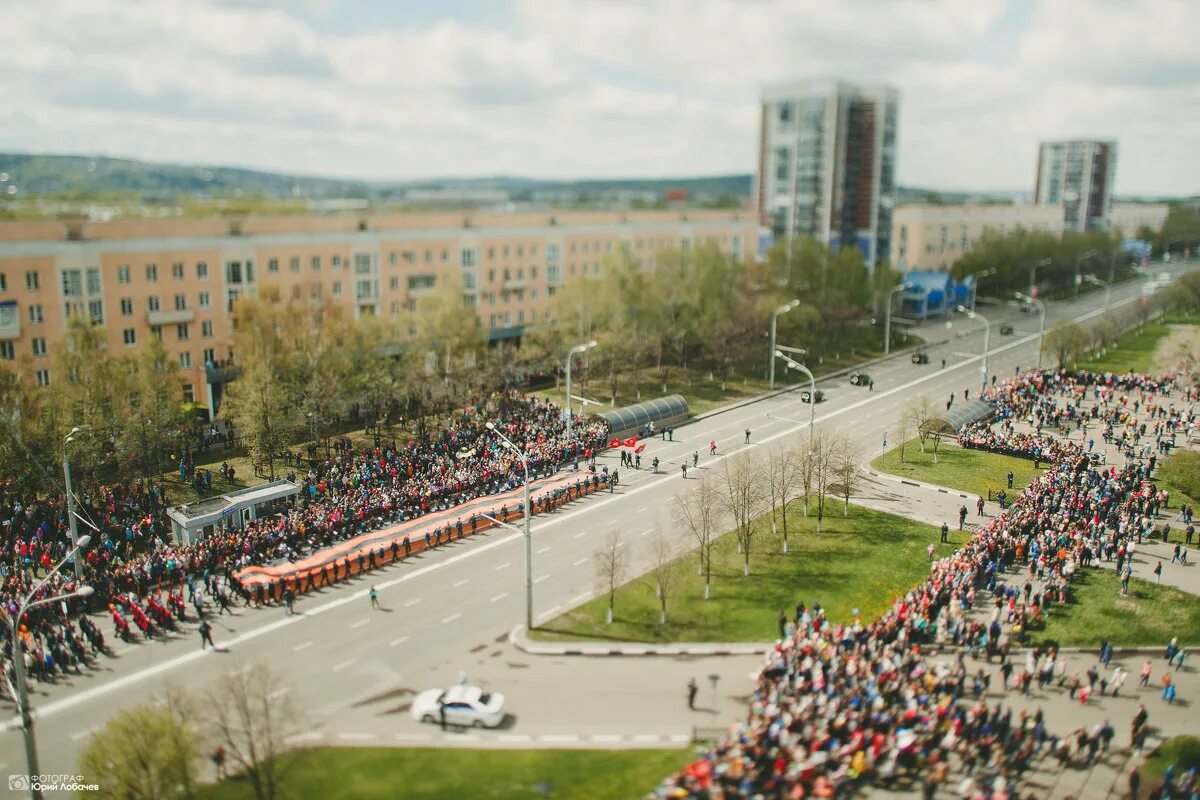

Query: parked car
<box><xmin>849</xmin><ymin>373</ymin><xmax>872</xmax><ymax>386</ymax></box>
<box><xmin>911</xmin><ymin>352</ymin><xmax>930</xmax><ymax>365</ymax></box>
<box><xmin>799</xmin><ymin>389</ymin><xmax>826</xmax><ymax>404</ymax></box>
<box><xmin>999</xmin><ymin>324</ymin><xmax>1014</xmax><ymax>335</ymax></box>
<box><xmin>411</xmin><ymin>684</ymin><xmax>506</xmax><ymax>729</ymax></box>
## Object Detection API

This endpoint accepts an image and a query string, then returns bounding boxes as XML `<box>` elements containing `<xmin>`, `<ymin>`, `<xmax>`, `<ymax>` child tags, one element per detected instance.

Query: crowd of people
<box><xmin>657</xmin><ymin>367</ymin><xmax>1196</xmax><ymax>799</ymax></box>
<box><xmin>2</xmin><ymin>391</ymin><xmax>608</xmax><ymax>689</ymax></box>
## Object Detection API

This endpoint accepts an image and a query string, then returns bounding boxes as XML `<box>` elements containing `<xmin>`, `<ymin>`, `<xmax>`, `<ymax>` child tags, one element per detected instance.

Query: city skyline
<box><xmin>2</xmin><ymin>0</ymin><xmax>1198</xmax><ymax>196</ymax></box>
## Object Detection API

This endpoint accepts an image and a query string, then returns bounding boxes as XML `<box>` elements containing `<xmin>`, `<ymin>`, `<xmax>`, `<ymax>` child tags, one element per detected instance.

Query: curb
<box><xmin>510</xmin><ymin>625</ymin><xmax>772</xmax><ymax>657</ymax></box>
<box><xmin>864</xmin><ymin>468</ymin><xmax>972</xmax><ymax>500</ymax></box>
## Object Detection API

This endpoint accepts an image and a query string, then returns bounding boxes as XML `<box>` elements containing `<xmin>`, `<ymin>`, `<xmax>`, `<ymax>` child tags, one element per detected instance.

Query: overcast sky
<box><xmin>2</xmin><ymin>0</ymin><xmax>1197</xmax><ymax>196</ymax></box>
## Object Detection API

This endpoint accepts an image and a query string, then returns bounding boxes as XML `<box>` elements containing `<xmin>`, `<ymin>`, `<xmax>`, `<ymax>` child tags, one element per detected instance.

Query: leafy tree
<box><xmin>205</xmin><ymin>662</ymin><xmax>301</xmax><ymax>800</ymax></box>
<box><xmin>1042</xmin><ymin>320</ymin><xmax>1089</xmax><ymax>368</ymax></box>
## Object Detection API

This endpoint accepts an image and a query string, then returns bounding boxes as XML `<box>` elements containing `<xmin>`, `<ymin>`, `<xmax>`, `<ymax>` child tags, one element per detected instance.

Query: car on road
<box><xmin>799</xmin><ymin>389</ymin><xmax>826</xmax><ymax>403</ymax></box>
<box><xmin>411</xmin><ymin>684</ymin><xmax>506</xmax><ymax>728</ymax></box>
<box><xmin>999</xmin><ymin>324</ymin><xmax>1014</xmax><ymax>335</ymax></box>
<box><xmin>911</xmin><ymin>352</ymin><xmax>930</xmax><ymax>365</ymax></box>
<box><xmin>848</xmin><ymin>372</ymin><xmax>872</xmax><ymax>386</ymax></box>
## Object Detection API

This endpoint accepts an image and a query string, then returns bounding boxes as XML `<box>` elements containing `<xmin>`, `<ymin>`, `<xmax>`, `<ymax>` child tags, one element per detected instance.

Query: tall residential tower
<box><xmin>755</xmin><ymin>80</ymin><xmax>899</xmax><ymax>267</ymax></box>
<box><xmin>1034</xmin><ymin>139</ymin><xmax>1117</xmax><ymax>231</ymax></box>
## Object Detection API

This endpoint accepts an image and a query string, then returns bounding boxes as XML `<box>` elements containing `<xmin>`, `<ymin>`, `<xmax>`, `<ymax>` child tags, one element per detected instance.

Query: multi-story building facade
<box><xmin>0</xmin><ymin>210</ymin><xmax>756</xmax><ymax>414</ymax></box>
<box><xmin>891</xmin><ymin>203</ymin><xmax>1065</xmax><ymax>271</ymax></box>
<box><xmin>1108</xmin><ymin>203</ymin><xmax>1170</xmax><ymax>238</ymax></box>
<box><xmin>1034</xmin><ymin>139</ymin><xmax>1117</xmax><ymax>231</ymax></box>
<box><xmin>755</xmin><ymin>79</ymin><xmax>899</xmax><ymax>267</ymax></box>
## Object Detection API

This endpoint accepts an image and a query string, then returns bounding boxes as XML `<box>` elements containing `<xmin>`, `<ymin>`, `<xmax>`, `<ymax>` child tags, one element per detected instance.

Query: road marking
<box><xmin>338</xmin><ymin>732</ymin><xmax>376</xmax><ymax>741</ymax></box>
<box><xmin>540</xmin><ymin>734</ymin><xmax>580</xmax><ymax>743</ymax></box>
<box><xmin>637</xmin><ymin>506</ymin><xmax>649</xmax><ymax>513</ymax></box>
<box><xmin>490</xmin><ymin>592</ymin><xmax>508</xmax><ymax>603</ymax></box>
<box><xmin>351</xmin><ymin>618</ymin><xmax>370</xmax><ymax>629</ymax></box>
<box><xmin>533</xmin><ymin>574</ymin><xmax>550</xmax><ymax>584</ymax></box>
<box><xmin>285</xmin><ymin>731</ymin><xmax>325</xmax><ymax>745</ymax></box>
<box><xmin>571</xmin><ymin>532</ymin><xmax>586</xmax><ymax>539</ymax></box>
<box><xmin>571</xmin><ymin>557</ymin><xmax>587</xmax><ymax>567</ymax></box>
<box><xmin>395</xmin><ymin>733</ymin><xmax>432</xmax><ymax>742</ymax></box>
<box><xmin>591</xmin><ymin>734</ymin><xmax>623</xmax><ymax>743</ymax></box>
<box><xmin>452</xmin><ymin>579</ymin><xmax>469</xmax><ymax>588</ymax></box>
<box><xmin>640</xmin><ymin>528</ymin><xmax>653</xmax><ymax>537</ymax></box>
<box><xmin>331</xmin><ymin>659</ymin><xmax>355</xmax><ymax>672</ymax></box>
<box><xmin>69</xmin><ymin>726</ymin><xmax>97</xmax><ymax>742</ymax></box>
<box><xmin>569</xmin><ymin>593</ymin><xmax>590</xmax><ymax>605</ymax></box>
<box><xmin>268</xmin><ymin>687</ymin><xmax>291</xmax><ymax>699</ymax></box>
<box><xmin>404</xmin><ymin>598</ymin><xmax>422</xmax><ymax>607</ymax></box>
<box><xmin>536</xmin><ymin>546</ymin><xmax>551</xmax><ymax>554</ymax></box>
<box><xmin>442</xmin><ymin>612</ymin><xmax>463</xmax><ymax>624</ymax></box>
<box><xmin>499</xmin><ymin>734</ymin><xmax>531</xmax><ymax>743</ymax></box>
<box><xmin>633</xmin><ymin>734</ymin><xmax>663</xmax><ymax>743</ymax></box>
<box><xmin>292</xmin><ymin>641</ymin><xmax>313</xmax><ymax>652</ymax></box>
<box><xmin>389</xmin><ymin>635</ymin><xmax>409</xmax><ymax>647</ymax></box>
<box><xmin>495</xmin><ymin>561</ymin><xmax>512</xmax><ymax>571</ymax></box>
<box><xmin>669</xmin><ymin>734</ymin><xmax>691</xmax><ymax>744</ymax></box>
<box><xmin>542</xmin><ymin>605</ymin><xmax>562</xmax><ymax>617</ymax></box>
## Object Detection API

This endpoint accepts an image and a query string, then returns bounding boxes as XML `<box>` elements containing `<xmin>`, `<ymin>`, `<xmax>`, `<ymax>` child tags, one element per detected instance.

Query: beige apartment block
<box><xmin>891</xmin><ymin>203</ymin><xmax>1065</xmax><ymax>272</ymax></box>
<box><xmin>1108</xmin><ymin>203</ymin><xmax>1169</xmax><ymax>237</ymax></box>
<box><xmin>0</xmin><ymin>210</ymin><xmax>757</xmax><ymax>414</ymax></box>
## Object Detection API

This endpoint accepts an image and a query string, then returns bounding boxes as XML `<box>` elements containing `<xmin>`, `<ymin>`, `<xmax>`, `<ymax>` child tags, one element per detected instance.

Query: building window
<box><xmin>120</xmin><ymin>298</ymin><xmax>133</xmax><ymax>316</ymax></box>
<box><xmin>150</xmin><ymin>325</ymin><xmax>162</xmax><ymax>341</ymax></box>
<box><xmin>172</xmin><ymin>262</ymin><xmax>184</xmax><ymax>280</ymax></box>
<box><xmin>389</xmin><ymin>251</ymin><xmax>398</xmax><ymax>266</ymax></box>
<box><xmin>441</xmin><ymin>249</ymin><xmax>448</xmax><ymax>262</ymax></box>
<box><xmin>0</xmin><ymin>273</ymin><xmax>6</xmax><ymax>291</ymax></box>
<box><xmin>88</xmin><ymin>299</ymin><xmax>103</xmax><ymax>323</ymax></box>
<box><xmin>332</xmin><ymin>281</ymin><xmax>342</xmax><ymax>297</ymax></box>
<box><xmin>62</xmin><ymin>269</ymin><xmax>82</xmax><ymax>297</ymax></box>
<box><xmin>117</xmin><ymin>265</ymin><xmax>130</xmax><ymax>284</ymax></box>
<box><xmin>28</xmin><ymin>304</ymin><xmax>43</xmax><ymax>324</ymax></box>
<box><xmin>291</xmin><ymin>285</ymin><xmax>301</xmax><ymax>300</ymax></box>
<box><xmin>145</xmin><ymin>264</ymin><xmax>157</xmax><ymax>282</ymax></box>
<box><xmin>199</xmin><ymin>291</ymin><xmax>211</xmax><ymax>309</ymax></box>
<box><xmin>408</xmin><ymin>275</ymin><xmax>435</xmax><ymax>291</ymax></box>
<box><xmin>32</xmin><ymin>337</ymin><xmax>47</xmax><ymax>356</ymax></box>
<box><xmin>390</xmin><ymin>301</ymin><xmax>400</xmax><ymax>316</ymax></box>
<box><xmin>389</xmin><ymin>276</ymin><xmax>399</xmax><ymax>291</ymax></box>
<box><xmin>403</xmin><ymin>250</ymin><xmax>415</xmax><ymax>264</ymax></box>
<box><xmin>354</xmin><ymin>253</ymin><xmax>371</xmax><ymax>274</ymax></box>
<box><xmin>201</xmin><ymin>320</ymin><xmax>213</xmax><ymax>338</ymax></box>
<box><xmin>179</xmin><ymin>352</ymin><xmax>191</xmax><ymax>369</ymax></box>
<box><xmin>86</xmin><ymin>268</ymin><xmax>101</xmax><ymax>294</ymax></box>
<box><xmin>174</xmin><ymin>293</ymin><xmax>187</xmax><ymax>311</ymax></box>
<box><xmin>462</xmin><ymin>272</ymin><xmax>477</xmax><ymax>290</ymax></box>
<box><xmin>331</xmin><ymin>255</ymin><xmax>342</xmax><ymax>267</ymax></box>
<box><xmin>123</xmin><ymin>329</ymin><xmax>136</xmax><ymax>346</ymax></box>
<box><xmin>290</xmin><ymin>257</ymin><xmax>300</xmax><ymax>273</ymax></box>
<box><xmin>182</xmin><ymin>383</ymin><xmax>194</xmax><ymax>403</ymax></box>
<box><xmin>225</xmin><ymin>261</ymin><xmax>243</xmax><ymax>283</ymax></box>
<box><xmin>197</xmin><ymin>262</ymin><xmax>208</xmax><ymax>279</ymax></box>
<box><xmin>0</xmin><ymin>341</ymin><xmax>13</xmax><ymax>360</ymax></box>
<box><xmin>268</xmin><ymin>257</ymin><xmax>279</xmax><ymax>273</ymax></box>
<box><xmin>148</xmin><ymin>296</ymin><xmax>160</xmax><ymax>312</ymax></box>
<box><xmin>460</xmin><ymin>248</ymin><xmax>477</xmax><ymax>268</ymax></box>
<box><xmin>355</xmin><ymin>279</ymin><xmax>373</xmax><ymax>300</ymax></box>
<box><xmin>462</xmin><ymin>294</ymin><xmax>477</xmax><ymax>309</ymax></box>
<box><xmin>35</xmin><ymin>369</ymin><xmax>50</xmax><ymax>387</ymax></box>
<box><xmin>311</xmin><ymin>256</ymin><xmax>321</xmax><ymax>271</ymax></box>
<box><xmin>203</xmin><ymin>348</ymin><xmax>215</xmax><ymax>364</ymax></box>
<box><xmin>176</xmin><ymin>322</ymin><xmax>189</xmax><ymax>340</ymax></box>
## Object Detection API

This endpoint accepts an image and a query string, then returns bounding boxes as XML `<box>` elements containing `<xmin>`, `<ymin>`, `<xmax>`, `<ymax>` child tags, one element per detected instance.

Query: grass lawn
<box><xmin>1157</xmin><ymin>450</ymin><xmax>1200</xmax><ymax>513</ymax></box>
<box><xmin>533</xmin><ymin>503</ymin><xmax>964</xmax><ymax>643</ymax></box>
<box><xmin>1028</xmin><ymin>567</ymin><xmax>1200</xmax><ymax>648</ymax></box>
<box><xmin>1070</xmin><ymin>312</ymin><xmax>1197</xmax><ymax>375</ymax></box>
<box><xmin>196</xmin><ymin>746</ymin><xmax>690</xmax><ymax>800</ymax></box>
<box><xmin>1139</xmin><ymin>736</ymin><xmax>1200</xmax><ymax>799</ymax></box>
<box><xmin>871</xmin><ymin>439</ymin><xmax>1044</xmax><ymax>500</ymax></box>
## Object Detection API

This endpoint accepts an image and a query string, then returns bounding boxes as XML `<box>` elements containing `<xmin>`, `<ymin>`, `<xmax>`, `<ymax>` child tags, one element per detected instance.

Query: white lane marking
<box><xmin>292</xmin><ymin>641</ymin><xmax>313</xmax><ymax>653</ymax></box>
<box><xmin>286</xmin><ymin>731</ymin><xmax>325</xmax><ymax>745</ymax></box>
<box><xmin>338</xmin><ymin>732</ymin><xmax>376</xmax><ymax>741</ymax></box>
<box><xmin>14</xmin><ymin>289</ymin><xmax>1143</xmax><ymax>730</ymax></box>
<box><xmin>669</xmin><ymin>734</ymin><xmax>691</xmax><ymax>743</ymax></box>
<box><xmin>591</xmin><ymin>734</ymin><xmax>623</xmax><ymax>743</ymax></box>
<box><xmin>268</xmin><ymin>687</ymin><xmax>291</xmax><ymax>699</ymax></box>
<box><xmin>533</xmin><ymin>574</ymin><xmax>550</xmax><ymax>584</ymax></box>
<box><xmin>389</xmin><ymin>635</ymin><xmax>409</xmax><ymax>647</ymax></box>
<box><xmin>571</xmin><ymin>557</ymin><xmax>587</xmax><ymax>567</ymax></box>
<box><xmin>452</xmin><ymin>579</ymin><xmax>469</xmax><ymax>588</ymax></box>
<box><xmin>404</xmin><ymin>598</ymin><xmax>422</xmax><ymax>608</ymax></box>
<box><xmin>495</xmin><ymin>561</ymin><xmax>512</xmax><ymax>571</ymax></box>
<box><xmin>490</xmin><ymin>592</ymin><xmax>509</xmax><ymax>603</ymax></box>
<box><xmin>499</xmin><ymin>734</ymin><xmax>531</xmax><ymax>743</ymax></box>
<box><xmin>442</xmin><ymin>612</ymin><xmax>463</xmax><ymax>624</ymax></box>
<box><xmin>571</xmin><ymin>532</ymin><xmax>586</xmax><ymax>539</ymax></box>
<box><xmin>395</xmin><ymin>733</ymin><xmax>431</xmax><ymax>742</ymax></box>
<box><xmin>633</xmin><ymin>734</ymin><xmax>663</xmax><ymax>743</ymax></box>
<box><xmin>536</xmin><ymin>546</ymin><xmax>551</xmax><ymax>554</ymax></box>
<box><xmin>540</xmin><ymin>734</ymin><xmax>580</xmax><ymax>743</ymax></box>
<box><xmin>636</xmin><ymin>506</ymin><xmax>649</xmax><ymax>513</ymax></box>
<box><xmin>640</xmin><ymin>528</ymin><xmax>652</xmax><ymax>537</ymax></box>
<box><xmin>69</xmin><ymin>727</ymin><xmax>97</xmax><ymax>742</ymax></box>
<box><xmin>351</xmin><ymin>618</ymin><xmax>370</xmax><ymax>629</ymax></box>
<box><xmin>331</xmin><ymin>659</ymin><xmax>355</xmax><ymax>673</ymax></box>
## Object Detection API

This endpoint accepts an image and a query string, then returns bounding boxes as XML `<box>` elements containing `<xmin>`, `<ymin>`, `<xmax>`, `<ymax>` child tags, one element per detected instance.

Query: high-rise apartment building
<box><xmin>755</xmin><ymin>80</ymin><xmax>899</xmax><ymax>267</ymax></box>
<box><xmin>1034</xmin><ymin>140</ymin><xmax>1117</xmax><ymax>231</ymax></box>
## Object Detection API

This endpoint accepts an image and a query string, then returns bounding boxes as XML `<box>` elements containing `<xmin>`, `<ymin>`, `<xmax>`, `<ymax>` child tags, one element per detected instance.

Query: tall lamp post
<box><xmin>1073</xmin><ymin>248</ymin><xmax>1098</xmax><ymax>296</ymax></box>
<box><xmin>1029</xmin><ymin>257</ymin><xmax>1051</xmax><ymax>297</ymax></box>
<box><xmin>1014</xmin><ymin>292</ymin><xmax>1046</xmax><ymax>368</ymax></box>
<box><xmin>484</xmin><ymin>422</ymin><xmax>533</xmax><ymax>631</ymax></box>
<box><xmin>10</xmin><ymin>536</ymin><xmax>93</xmax><ymax>800</ymax></box>
<box><xmin>563</xmin><ymin>340</ymin><xmax>597</xmax><ymax>440</ymax></box>
<box><xmin>955</xmin><ymin>305</ymin><xmax>990</xmax><ymax>389</ymax></box>
<box><xmin>883</xmin><ymin>282</ymin><xmax>912</xmax><ymax>355</ymax></box>
<box><xmin>61</xmin><ymin>427</ymin><xmax>86</xmax><ymax>583</ymax></box>
<box><xmin>1080</xmin><ymin>273</ymin><xmax>1111</xmax><ymax>313</ymax></box>
<box><xmin>773</xmin><ymin>350</ymin><xmax>816</xmax><ymax>432</ymax></box>
<box><xmin>768</xmin><ymin>299</ymin><xmax>800</xmax><ymax>390</ymax></box>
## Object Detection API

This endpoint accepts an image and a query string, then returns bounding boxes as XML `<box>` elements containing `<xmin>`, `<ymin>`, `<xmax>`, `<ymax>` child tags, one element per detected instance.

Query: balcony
<box><xmin>205</xmin><ymin>361</ymin><xmax>240</xmax><ymax>384</ymax></box>
<box><xmin>503</xmin><ymin>277</ymin><xmax>530</xmax><ymax>290</ymax></box>
<box><xmin>147</xmin><ymin>308</ymin><xmax>196</xmax><ymax>326</ymax></box>
<box><xmin>0</xmin><ymin>302</ymin><xmax>20</xmax><ymax>340</ymax></box>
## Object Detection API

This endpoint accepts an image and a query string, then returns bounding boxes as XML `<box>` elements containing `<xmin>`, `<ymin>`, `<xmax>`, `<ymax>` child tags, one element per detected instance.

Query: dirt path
<box><xmin>1152</xmin><ymin>323</ymin><xmax>1200</xmax><ymax>372</ymax></box>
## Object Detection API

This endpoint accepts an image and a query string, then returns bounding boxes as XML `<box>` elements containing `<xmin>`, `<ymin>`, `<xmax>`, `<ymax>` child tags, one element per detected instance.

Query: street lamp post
<box><xmin>10</xmin><ymin>535</ymin><xmax>93</xmax><ymax>800</ymax></box>
<box><xmin>773</xmin><ymin>350</ymin><xmax>816</xmax><ymax>433</ymax></box>
<box><xmin>1073</xmin><ymin>249</ymin><xmax>1098</xmax><ymax>297</ymax></box>
<box><xmin>1080</xmin><ymin>273</ymin><xmax>1112</xmax><ymax>313</ymax></box>
<box><xmin>768</xmin><ymin>299</ymin><xmax>800</xmax><ymax>390</ymax></box>
<box><xmin>563</xmin><ymin>340</ymin><xmax>597</xmax><ymax>440</ymax></box>
<box><xmin>955</xmin><ymin>305</ymin><xmax>990</xmax><ymax>388</ymax></box>
<box><xmin>1014</xmin><ymin>292</ymin><xmax>1046</xmax><ymax>368</ymax></box>
<box><xmin>970</xmin><ymin>268</ymin><xmax>997</xmax><ymax>311</ymax></box>
<box><xmin>1029</xmin><ymin>258</ymin><xmax>1051</xmax><ymax>298</ymax></box>
<box><xmin>62</xmin><ymin>427</ymin><xmax>84</xmax><ymax>583</ymax></box>
<box><xmin>883</xmin><ymin>283</ymin><xmax>912</xmax><ymax>355</ymax></box>
<box><xmin>484</xmin><ymin>422</ymin><xmax>532</xmax><ymax>631</ymax></box>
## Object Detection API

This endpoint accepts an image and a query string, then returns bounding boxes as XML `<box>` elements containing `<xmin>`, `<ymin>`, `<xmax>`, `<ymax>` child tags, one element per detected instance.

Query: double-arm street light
<box><xmin>883</xmin><ymin>282</ymin><xmax>913</xmax><ymax>355</ymax></box>
<box><xmin>955</xmin><ymin>305</ymin><xmax>990</xmax><ymax>388</ymax></box>
<box><xmin>1080</xmin><ymin>273</ymin><xmax>1112</xmax><ymax>313</ymax></box>
<box><xmin>773</xmin><ymin>350</ymin><xmax>816</xmax><ymax>432</ymax></box>
<box><xmin>10</xmin><ymin>535</ymin><xmax>94</xmax><ymax>800</ymax></box>
<box><xmin>768</xmin><ymin>299</ymin><xmax>801</xmax><ymax>390</ymax></box>
<box><xmin>563</xmin><ymin>340</ymin><xmax>597</xmax><ymax>440</ymax></box>
<box><xmin>1073</xmin><ymin>249</ymin><xmax>1098</xmax><ymax>296</ymax></box>
<box><xmin>484</xmin><ymin>422</ymin><xmax>533</xmax><ymax>631</ymax></box>
<box><xmin>1014</xmin><ymin>292</ymin><xmax>1046</xmax><ymax>368</ymax></box>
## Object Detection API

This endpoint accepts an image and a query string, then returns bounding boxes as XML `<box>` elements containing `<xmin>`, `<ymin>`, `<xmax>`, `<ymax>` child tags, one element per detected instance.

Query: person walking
<box><xmin>1007</xmin><ymin>470</ymin><xmax>1014</xmax><ymax>489</ymax></box>
<box><xmin>692</xmin><ymin>451</ymin><xmax>698</xmax><ymax>468</ymax></box>
<box><xmin>687</xmin><ymin>678</ymin><xmax>698</xmax><ymax>710</ymax></box>
<box><xmin>211</xmin><ymin>746</ymin><xmax>226</xmax><ymax>780</ymax></box>
<box><xmin>1153</xmin><ymin>561</ymin><xmax>1162</xmax><ymax>584</ymax></box>
<box><xmin>959</xmin><ymin>505</ymin><xmax>968</xmax><ymax>530</ymax></box>
<box><xmin>370</xmin><ymin>585</ymin><xmax>380</xmax><ymax>609</ymax></box>
<box><xmin>199</xmin><ymin>619</ymin><xmax>215</xmax><ymax>650</ymax></box>
<box><xmin>940</xmin><ymin>522</ymin><xmax>949</xmax><ymax>543</ymax></box>
<box><xmin>709</xmin><ymin>440</ymin><xmax>717</xmax><ymax>456</ymax></box>
<box><xmin>283</xmin><ymin>587</ymin><xmax>295</xmax><ymax>616</ymax></box>
<box><xmin>977</xmin><ymin>496</ymin><xmax>985</xmax><ymax>516</ymax></box>
<box><xmin>744</xmin><ymin>428</ymin><xmax>751</xmax><ymax>444</ymax></box>
<box><xmin>681</xmin><ymin>463</ymin><xmax>688</xmax><ymax>479</ymax></box>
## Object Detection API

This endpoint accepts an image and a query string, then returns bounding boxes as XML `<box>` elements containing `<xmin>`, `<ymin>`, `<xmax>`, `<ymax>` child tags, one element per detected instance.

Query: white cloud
<box><xmin>0</xmin><ymin>0</ymin><xmax>1195</xmax><ymax>195</ymax></box>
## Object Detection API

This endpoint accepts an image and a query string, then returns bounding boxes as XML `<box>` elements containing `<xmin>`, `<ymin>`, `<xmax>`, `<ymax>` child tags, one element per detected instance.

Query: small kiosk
<box><xmin>167</xmin><ymin>480</ymin><xmax>300</xmax><ymax>546</ymax></box>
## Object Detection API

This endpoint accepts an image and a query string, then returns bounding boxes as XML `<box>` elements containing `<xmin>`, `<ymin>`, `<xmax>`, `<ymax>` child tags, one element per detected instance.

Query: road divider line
<box><xmin>331</xmin><ymin>659</ymin><xmax>355</xmax><ymax>673</ymax></box>
<box><xmin>389</xmin><ymin>635</ymin><xmax>409</xmax><ymax>647</ymax></box>
<box><xmin>533</xmin><ymin>574</ymin><xmax>550</xmax><ymax>584</ymax></box>
<box><xmin>350</xmin><ymin>618</ymin><xmax>370</xmax><ymax>629</ymax></box>
<box><xmin>490</xmin><ymin>592</ymin><xmax>509</xmax><ymax>603</ymax></box>
<box><xmin>591</xmin><ymin>734</ymin><xmax>623</xmax><ymax>743</ymax></box>
<box><xmin>571</xmin><ymin>558</ymin><xmax>587</xmax><ymax>567</ymax></box>
<box><xmin>495</xmin><ymin>561</ymin><xmax>512</xmax><ymax>571</ymax></box>
<box><xmin>404</xmin><ymin>598</ymin><xmax>422</xmax><ymax>607</ymax></box>
<box><xmin>452</xmin><ymin>579</ymin><xmax>469</xmax><ymax>588</ymax></box>
<box><xmin>536</xmin><ymin>546</ymin><xmax>551</xmax><ymax>554</ymax></box>
<box><xmin>292</xmin><ymin>641</ymin><xmax>313</xmax><ymax>653</ymax></box>
<box><xmin>540</xmin><ymin>734</ymin><xmax>580</xmax><ymax>743</ymax></box>
<box><xmin>442</xmin><ymin>612</ymin><xmax>463</xmax><ymax>624</ymax></box>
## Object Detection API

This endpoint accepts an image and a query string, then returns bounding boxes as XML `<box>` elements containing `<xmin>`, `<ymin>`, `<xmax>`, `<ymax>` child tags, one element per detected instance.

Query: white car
<box><xmin>411</xmin><ymin>684</ymin><xmax>506</xmax><ymax>728</ymax></box>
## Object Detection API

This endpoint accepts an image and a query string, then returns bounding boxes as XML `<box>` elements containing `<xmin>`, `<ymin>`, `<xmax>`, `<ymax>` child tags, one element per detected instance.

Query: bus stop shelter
<box><xmin>597</xmin><ymin>394</ymin><xmax>690</xmax><ymax>438</ymax></box>
<box><xmin>920</xmin><ymin>400</ymin><xmax>998</xmax><ymax>443</ymax></box>
<box><xmin>167</xmin><ymin>479</ymin><xmax>300</xmax><ymax>546</ymax></box>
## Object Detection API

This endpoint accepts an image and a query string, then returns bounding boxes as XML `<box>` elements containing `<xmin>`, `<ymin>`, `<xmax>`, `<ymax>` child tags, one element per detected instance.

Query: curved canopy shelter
<box><xmin>597</xmin><ymin>394</ymin><xmax>689</xmax><ymax>438</ymax></box>
<box><xmin>920</xmin><ymin>399</ymin><xmax>998</xmax><ymax>439</ymax></box>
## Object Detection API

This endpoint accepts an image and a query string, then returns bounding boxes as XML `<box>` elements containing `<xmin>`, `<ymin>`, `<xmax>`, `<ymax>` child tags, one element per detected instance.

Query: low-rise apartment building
<box><xmin>0</xmin><ymin>210</ymin><xmax>756</xmax><ymax>413</ymax></box>
<box><xmin>891</xmin><ymin>203</ymin><xmax>1064</xmax><ymax>271</ymax></box>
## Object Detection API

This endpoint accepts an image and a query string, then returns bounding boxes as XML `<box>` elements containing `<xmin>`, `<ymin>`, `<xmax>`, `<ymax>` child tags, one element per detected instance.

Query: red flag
<box><xmin>623</xmin><ymin>436</ymin><xmax>638</xmax><ymax>448</ymax></box>
<box><xmin>635</xmin><ymin>443</ymin><xmax>646</xmax><ymax>453</ymax></box>
<box><xmin>609</xmin><ymin>437</ymin><xmax>621</xmax><ymax>448</ymax></box>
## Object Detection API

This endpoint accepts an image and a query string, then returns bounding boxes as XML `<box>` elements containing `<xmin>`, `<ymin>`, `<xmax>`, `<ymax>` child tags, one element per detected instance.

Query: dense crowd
<box><xmin>657</xmin><ymin>368</ymin><xmax>1195</xmax><ymax>799</ymax></box>
<box><xmin>2</xmin><ymin>391</ymin><xmax>607</xmax><ymax>687</ymax></box>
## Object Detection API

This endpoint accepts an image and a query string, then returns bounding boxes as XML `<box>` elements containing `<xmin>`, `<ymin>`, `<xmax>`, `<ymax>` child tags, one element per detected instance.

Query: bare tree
<box><xmin>672</xmin><ymin>473</ymin><xmax>720</xmax><ymax>599</ymax></box>
<box><xmin>717</xmin><ymin>451</ymin><xmax>766</xmax><ymax>576</ymax></box>
<box><xmin>894</xmin><ymin>410</ymin><xmax>914</xmax><ymax>465</ymax></box>
<box><xmin>205</xmin><ymin>662</ymin><xmax>301</xmax><ymax>800</ymax></box>
<box><xmin>797</xmin><ymin>436</ymin><xmax>816</xmax><ymax>518</ymax></box>
<box><xmin>769</xmin><ymin>444</ymin><xmax>803</xmax><ymax>553</ymax></box>
<box><xmin>830</xmin><ymin>435</ymin><xmax>865</xmax><ymax>516</ymax></box>
<box><xmin>594</xmin><ymin>530</ymin><xmax>627</xmax><ymax>624</ymax></box>
<box><xmin>811</xmin><ymin>430</ymin><xmax>838</xmax><ymax>532</ymax></box>
<box><xmin>645</xmin><ymin>526</ymin><xmax>679</xmax><ymax>624</ymax></box>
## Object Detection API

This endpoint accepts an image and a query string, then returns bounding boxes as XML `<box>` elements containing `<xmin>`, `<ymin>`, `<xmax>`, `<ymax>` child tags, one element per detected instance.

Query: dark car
<box><xmin>911</xmin><ymin>352</ymin><xmax>930</xmax><ymax>365</ymax></box>
<box><xmin>849</xmin><ymin>373</ymin><xmax>872</xmax><ymax>386</ymax></box>
<box><xmin>799</xmin><ymin>389</ymin><xmax>826</xmax><ymax>404</ymax></box>
<box><xmin>999</xmin><ymin>324</ymin><xmax>1014</xmax><ymax>335</ymax></box>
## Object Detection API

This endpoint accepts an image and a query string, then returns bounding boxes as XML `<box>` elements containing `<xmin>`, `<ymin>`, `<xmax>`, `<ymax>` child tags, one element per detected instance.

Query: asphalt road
<box><xmin>2</xmin><ymin>264</ymin><xmax>1195</xmax><ymax>782</ymax></box>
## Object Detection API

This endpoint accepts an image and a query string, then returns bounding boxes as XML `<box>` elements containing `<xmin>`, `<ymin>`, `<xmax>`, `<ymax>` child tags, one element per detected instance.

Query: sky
<box><xmin>2</xmin><ymin>0</ymin><xmax>1198</xmax><ymax>196</ymax></box>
